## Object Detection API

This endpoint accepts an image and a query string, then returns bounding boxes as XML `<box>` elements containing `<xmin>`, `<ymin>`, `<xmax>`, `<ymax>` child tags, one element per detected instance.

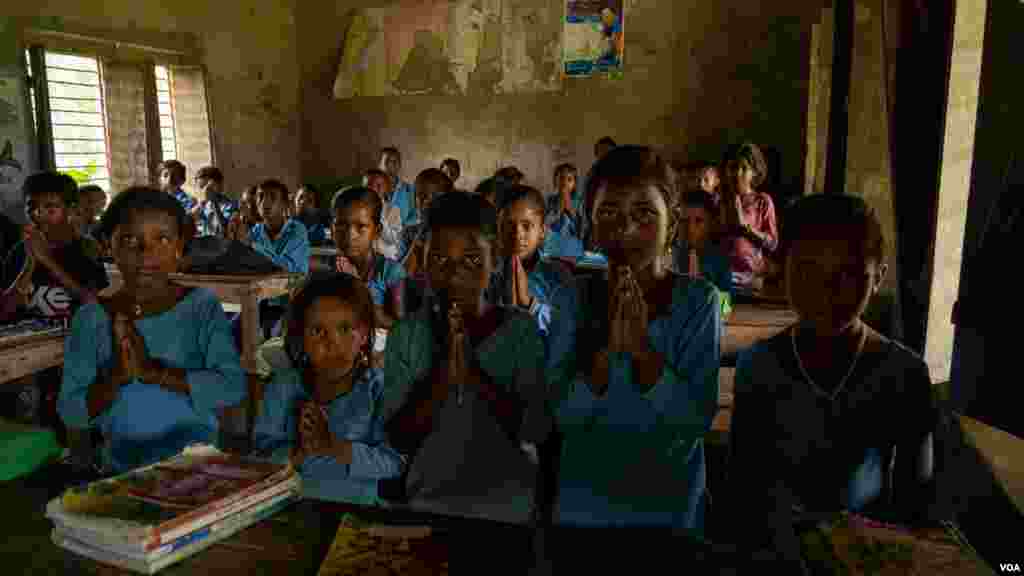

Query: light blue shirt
<box><xmin>365</xmin><ymin>253</ymin><xmax>407</xmax><ymax>307</ymax></box>
<box><xmin>553</xmin><ymin>274</ymin><xmax>721</xmax><ymax>534</ymax></box>
<box><xmin>544</xmin><ymin>192</ymin><xmax>586</xmax><ymax>259</ymax></box>
<box><xmin>253</xmin><ymin>366</ymin><xmax>404</xmax><ymax>505</ymax></box>
<box><xmin>172</xmin><ymin>189</ymin><xmax>195</xmax><ymax>213</ymax></box>
<box><xmin>392</xmin><ymin>179</ymin><xmax>417</xmax><ymax>228</ymax></box>
<box><xmin>251</xmin><ymin>219</ymin><xmax>310</xmax><ymax>307</ymax></box>
<box><xmin>58</xmin><ymin>288</ymin><xmax>247</xmax><ymax>473</ymax></box>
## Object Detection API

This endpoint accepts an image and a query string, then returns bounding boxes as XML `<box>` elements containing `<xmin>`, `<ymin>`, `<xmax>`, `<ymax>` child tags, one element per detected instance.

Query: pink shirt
<box><xmin>725</xmin><ymin>191</ymin><xmax>778</xmax><ymax>285</ymax></box>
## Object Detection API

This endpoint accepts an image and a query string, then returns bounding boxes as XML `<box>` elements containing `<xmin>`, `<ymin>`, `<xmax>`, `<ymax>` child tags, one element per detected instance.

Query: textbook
<box><xmin>317</xmin><ymin>515</ymin><xmax>447</xmax><ymax>576</ymax></box>
<box><xmin>52</xmin><ymin>492</ymin><xmax>294</xmax><ymax>574</ymax></box>
<box><xmin>47</xmin><ymin>445</ymin><xmax>299</xmax><ymax>556</ymax></box>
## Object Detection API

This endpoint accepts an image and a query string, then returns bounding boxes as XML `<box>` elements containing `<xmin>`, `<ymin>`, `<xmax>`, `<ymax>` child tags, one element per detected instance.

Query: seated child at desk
<box><xmin>727</xmin><ymin>194</ymin><xmax>936</xmax><ymax>560</ymax></box>
<box><xmin>158</xmin><ymin>160</ymin><xmax>194</xmax><ymax>213</ymax></box>
<box><xmin>378</xmin><ymin>191</ymin><xmax>550</xmax><ymax>525</ymax></box>
<box><xmin>673</xmin><ymin>189</ymin><xmax>733</xmax><ymax>315</ymax></box>
<box><xmin>490</xmin><ymin>184</ymin><xmax>577</xmax><ymax>345</ymax></box>
<box><xmin>543</xmin><ymin>163</ymin><xmax>585</xmax><ymax>260</ymax></box>
<box><xmin>552</xmin><ymin>146</ymin><xmax>721</xmax><ymax>535</ymax></box>
<box><xmin>58</xmin><ymin>186</ymin><xmax>247</xmax><ymax>473</ymax></box>
<box><xmin>398</xmin><ymin>169</ymin><xmax>453</xmax><ymax>316</ymax></box>
<box><xmin>718</xmin><ymin>142</ymin><xmax>778</xmax><ymax>291</ymax></box>
<box><xmin>331</xmin><ymin>186</ymin><xmax>405</xmax><ymax>357</ymax></box>
<box><xmin>77</xmin><ymin>184</ymin><xmax>108</xmax><ymax>240</ymax></box>
<box><xmin>365</xmin><ymin>169</ymin><xmax>404</xmax><ymax>260</ymax></box>
<box><xmin>439</xmin><ymin>157</ymin><xmax>461</xmax><ymax>190</ymax></box>
<box><xmin>294</xmin><ymin>183</ymin><xmax>329</xmax><ymax>246</ymax></box>
<box><xmin>190</xmin><ymin>166</ymin><xmax>236</xmax><ymax>238</ymax></box>
<box><xmin>253</xmin><ymin>273</ymin><xmax>404</xmax><ymax>504</ymax></box>
<box><xmin>230</xmin><ymin>179</ymin><xmax>310</xmax><ymax>339</ymax></box>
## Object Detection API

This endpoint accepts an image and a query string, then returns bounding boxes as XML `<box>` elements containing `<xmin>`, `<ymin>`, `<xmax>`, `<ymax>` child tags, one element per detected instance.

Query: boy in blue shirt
<box><xmin>235</xmin><ymin>179</ymin><xmax>310</xmax><ymax>339</ymax></box>
<box><xmin>158</xmin><ymin>160</ymin><xmax>193</xmax><ymax>213</ymax></box>
<box><xmin>190</xmin><ymin>166</ymin><xmax>236</xmax><ymax>238</ymax></box>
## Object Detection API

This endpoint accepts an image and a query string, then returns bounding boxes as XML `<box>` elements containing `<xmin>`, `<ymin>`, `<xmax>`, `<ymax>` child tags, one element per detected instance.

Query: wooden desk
<box><xmin>0</xmin><ymin>327</ymin><xmax>68</xmax><ymax>385</ymax></box>
<box><xmin>959</xmin><ymin>415</ymin><xmax>1024</xmax><ymax>515</ymax></box>
<box><xmin>101</xmin><ymin>266</ymin><xmax>302</xmax><ymax>372</ymax></box>
<box><xmin>723</xmin><ymin>303</ymin><xmax>797</xmax><ymax>359</ymax></box>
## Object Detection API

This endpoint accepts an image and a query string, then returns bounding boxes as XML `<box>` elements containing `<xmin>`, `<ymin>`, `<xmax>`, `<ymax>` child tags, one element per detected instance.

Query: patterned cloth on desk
<box><xmin>58</xmin><ymin>288</ymin><xmax>247</xmax><ymax>473</ymax></box>
<box><xmin>252</xmin><ymin>366</ymin><xmax>404</xmax><ymax>505</ymax></box>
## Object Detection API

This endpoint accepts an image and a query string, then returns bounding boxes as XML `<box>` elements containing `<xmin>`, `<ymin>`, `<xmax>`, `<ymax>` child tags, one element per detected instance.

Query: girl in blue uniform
<box><xmin>58</xmin><ymin>187</ymin><xmax>247</xmax><ymax>473</ymax></box>
<box><xmin>489</xmin><ymin>184</ymin><xmax>578</xmax><ymax>367</ymax></box>
<box><xmin>552</xmin><ymin>146</ymin><xmax>721</xmax><ymax>534</ymax></box>
<box><xmin>253</xmin><ymin>273</ymin><xmax>404</xmax><ymax>504</ymax></box>
<box><xmin>378</xmin><ymin>191</ymin><xmax>550</xmax><ymax>525</ymax></box>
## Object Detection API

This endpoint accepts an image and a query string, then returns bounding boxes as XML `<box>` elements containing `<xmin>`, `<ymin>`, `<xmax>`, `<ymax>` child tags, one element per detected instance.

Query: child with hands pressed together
<box><xmin>331</xmin><ymin>187</ymin><xmax>406</xmax><ymax>358</ymax></box>
<box><xmin>58</xmin><ymin>187</ymin><xmax>246</xmax><ymax>473</ymax></box>
<box><xmin>253</xmin><ymin>273</ymin><xmax>404</xmax><ymax>504</ymax></box>
<box><xmin>378</xmin><ymin>191</ymin><xmax>550</xmax><ymax>525</ymax></box>
<box><xmin>543</xmin><ymin>163</ymin><xmax>585</xmax><ymax>260</ymax></box>
<box><xmin>551</xmin><ymin>146</ymin><xmax>721</xmax><ymax>535</ymax></box>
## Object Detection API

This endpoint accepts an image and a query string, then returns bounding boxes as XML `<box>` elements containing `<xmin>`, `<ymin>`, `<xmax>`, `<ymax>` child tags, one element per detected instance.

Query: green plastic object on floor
<box><xmin>0</xmin><ymin>418</ymin><xmax>62</xmax><ymax>481</ymax></box>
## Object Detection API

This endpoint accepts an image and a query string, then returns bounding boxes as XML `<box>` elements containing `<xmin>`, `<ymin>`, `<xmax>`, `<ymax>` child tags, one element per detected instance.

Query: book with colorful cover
<box><xmin>46</xmin><ymin>445</ymin><xmax>298</xmax><ymax>554</ymax></box>
<box><xmin>317</xmin><ymin>515</ymin><xmax>448</xmax><ymax>576</ymax></box>
<box><xmin>53</xmin><ymin>491</ymin><xmax>295</xmax><ymax>575</ymax></box>
<box><xmin>799</xmin><ymin>512</ymin><xmax>995</xmax><ymax>575</ymax></box>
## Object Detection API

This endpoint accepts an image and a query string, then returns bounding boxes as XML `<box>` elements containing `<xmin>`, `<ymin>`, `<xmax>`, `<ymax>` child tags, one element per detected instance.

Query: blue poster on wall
<box><xmin>563</xmin><ymin>0</ymin><xmax>624</xmax><ymax>77</ymax></box>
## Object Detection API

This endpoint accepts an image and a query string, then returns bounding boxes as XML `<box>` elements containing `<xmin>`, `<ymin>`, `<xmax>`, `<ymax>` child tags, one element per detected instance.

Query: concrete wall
<box><xmin>0</xmin><ymin>0</ymin><xmax>303</xmax><ymax>195</ymax></box>
<box><xmin>297</xmin><ymin>1</ymin><xmax>819</xmax><ymax>197</ymax></box>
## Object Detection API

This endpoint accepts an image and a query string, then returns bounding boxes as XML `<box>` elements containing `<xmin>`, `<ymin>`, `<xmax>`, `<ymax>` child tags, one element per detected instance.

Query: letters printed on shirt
<box><xmin>29</xmin><ymin>284</ymin><xmax>73</xmax><ymax>316</ymax></box>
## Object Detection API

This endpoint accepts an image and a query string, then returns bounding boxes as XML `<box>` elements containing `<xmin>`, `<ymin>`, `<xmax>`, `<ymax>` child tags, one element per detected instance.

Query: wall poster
<box><xmin>563</xmin><ymin>0</ymin><xmax>624</xmax><ymax>77</ymax></box>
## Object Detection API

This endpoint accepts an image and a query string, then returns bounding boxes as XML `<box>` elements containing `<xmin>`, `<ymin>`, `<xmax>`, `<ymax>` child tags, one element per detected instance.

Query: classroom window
<box><xmin>27</xmin><ymin>46</ymin><xmax>212</xmax><ymax>196</ymax></box>
<box><xmin>154</xmin><ymin>65</ymin><xmax>177</xmax><ymax>161</ymax></box>
<box><xmin>43</xmin><ymin>51</ymin><xmax>111</xmax><ymax>193</ymax></box>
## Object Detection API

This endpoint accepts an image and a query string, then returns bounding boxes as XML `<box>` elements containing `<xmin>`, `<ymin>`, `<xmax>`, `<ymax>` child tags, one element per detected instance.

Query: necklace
<box><xmin>790</xmin><ymin>324</ymin><xmax>867</xmax><ymax>402</ymax></box>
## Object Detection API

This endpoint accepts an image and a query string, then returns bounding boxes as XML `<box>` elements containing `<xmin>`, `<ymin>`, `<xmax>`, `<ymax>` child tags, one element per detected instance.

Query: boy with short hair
<box><xmin>158</xmin><ymin>160</ymin><xmax>193</xmax><ymax>213</ymax></box>
<box><xmin>77</xmin><ymin>184</ymin><xmax>108</xmax><ymax>239</ymax></box>
<box><xmin>191</xmin><ymin>166</ymin><xmax>237</xmax><ymax>238</ymax></box>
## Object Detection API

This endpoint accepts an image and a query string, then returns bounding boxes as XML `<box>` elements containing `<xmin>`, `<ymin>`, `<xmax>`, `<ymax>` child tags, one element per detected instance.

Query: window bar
<box><xmin>28</xmin><ymin>46</ymin><xmax>56</xmax><ymax>171</ymax></box>
<box><xmin>143</xmin><ymin>63</ymin><xmax>163</xmax><ymax>186</ymax></box>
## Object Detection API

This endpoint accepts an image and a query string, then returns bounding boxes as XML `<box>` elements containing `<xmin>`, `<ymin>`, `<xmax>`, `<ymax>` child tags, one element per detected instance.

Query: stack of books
<box><xmin>46</xmin><ymin>445</ymin><xmax>300</xmax><ymax>574</ymax></box>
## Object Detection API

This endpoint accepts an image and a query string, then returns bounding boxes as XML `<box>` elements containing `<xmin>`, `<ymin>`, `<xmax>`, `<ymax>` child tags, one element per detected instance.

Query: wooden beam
<box><xmin>823</xmin><ymin>0</ymin><xmax>855</xmax><ymax>195</ymax></box>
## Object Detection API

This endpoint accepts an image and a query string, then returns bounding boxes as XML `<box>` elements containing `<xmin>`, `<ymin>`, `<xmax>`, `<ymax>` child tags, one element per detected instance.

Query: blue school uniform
<box><xmin>58</xmin><ymin>288</ymin><xmax>247</xmax><ymax>473</ymax></box>
<box><xmin>252</xmin><ymin>366</ymin><xmax>404</xmax><ymax>505</ymax></box>
<box><xmin>250</xmin><ymin>218</ymin><xmax>310</xmax><ymax>312</ymax></box>
<box><xmin>378</xmin><ymin>303</ymin><xmax>550</xmax><ymax>525</ymax></box>
<box><xmin>672</xmin><ymin>239</ymin><xmax>734</xmax><ymax>315</ymax></box>
<box><xmin>171</xmin><ymin>189</ymin><xmax>195</xmax><ymax>213</ymax></box>
<box><xmin>194</xmin><ymin>196</ymin><xmax>238</xmax><ymax>238</ymax></box>
<box><xmin>487</xmin><ymin>255</ymin><xmax>576</xmax><ymax>341</ymax></box>
<box><xmin>553</xmin><ymin>273</ymin><xmax>720</xmax><ymax>534</ymax></box>
<box><xmin>392</xmin><ymin>179</ymin><xmax>417</xmax><ymax>227</ymax></box>
<box><xmin>364</xmin><ymin>253</ymin><xmax>407</xmax><ymax>308</ymax></box>
<box><xmin>396</xmin><ymin>222</ymin><xmax>427</xmax><ymax>264</ymax></box>
<box><xmin>543</xmin><ymin>194</ymin><xmax>585</xmax><ymax>260</ymax></box>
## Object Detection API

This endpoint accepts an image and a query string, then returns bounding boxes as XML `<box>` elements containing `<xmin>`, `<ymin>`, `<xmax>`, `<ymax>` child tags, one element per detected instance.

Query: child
<box><xmin>673</xmin><ymin>190</ymin><xmax>733</xmax><ymax>315</ymax></box>
<box><xmin>253</xmin><ymin>273</ymin><xmax>404</xmax><ymax>504</ymax></box>
<box><xmin>727</xmin><ymin>195</ymin><xmax>937</xmax><ymax>560</ymax></box>
<box><xmin>365</xmin><ymin>168</ymin><xmax>403</xmax><ymax>260</ymax></box>
<box><xmin>378</xmin><ymin>191</ymin><xmax>549</xmax><ymax>525</ymax></box>
<box><xmin>331</xmin><ymin>187</ymin><xmax>406</xmax><ymax>357</ymax></box>
<box><xmin>236</xmin><ymin>179</ymin><xmax>310</xmax><ymax>339</ymax></box>
<box><xmin>552</xmin><ymin>146</ymin><xmax>720</xmax><ymax>534</ymax></box>
<box><xmin>543</xmin><ymin>163</ymin><xmax>585</xmax><ymax>259</ymax></box>
<box><xmin>579</xmin><ymin>137</ymin><xmax>618</xmax><ymax>247</ymax></box>
<box><xmin>439</xmin><ymin>158</ymin><xmax>461</xmax><ymax>188</ymax></box>
<box><xmin>719</xmin><ymin>142</ymin><xmax>778</xmax><ymax>290</ymax></box>
<box><xmin>77</xmin><ymin>184</ymin><xmax>108</xmax><ymax>239</ymax></box>
<box><xmin>698</xmin><ymin>163</ymin><xmax>720</xmax><ymax>200</ymax></box>
<box><xmin>58</xmin><ymin>186</ymin><xmax>247</xmax><ymax>473</ymax></box>
<box><xmin>238</xmin><ymin>185</ymin><xmax>261</xmax><ymax>228</ymax></box>
<box><xmin>474</xmin><ymin>177</ymin><xmax>500</xmax><ymax>207</ymax></box>
<box><xmin>22</xmin><ymin>172</ymin><xmax>109</xmax><ymax>318</ymax></box>
<box><xmin>398</xmin><ymin>168</ymin><xmax>452</xmax><ymax>266</ymax></box>
<box><xmin>378</xmin><ymin>147</ymin><xmax>416</xmax><ymax>227</ymax></box>
<box><xmin>491</xmin><ymin>184</ymin><xmax>577</xmax><ymax>340</ymax></box>
<box><xmin>495</xmin><ymin>166</ymin><xmax>525</xmax><ymax>186</ymax></box>
<box><xmin>294</xmin><ymin>183</ymin><xmax>329</xmax><ymax>246</ymax></box>
<box><xmin>158</xmin><ymin>160</ymin><xmax>193</xmax><ymax>213</ymax></box>
<box><xmin>191</xmin><ymin>166</ymin><xmax>236</xmax><ymax>238</ymax></box>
